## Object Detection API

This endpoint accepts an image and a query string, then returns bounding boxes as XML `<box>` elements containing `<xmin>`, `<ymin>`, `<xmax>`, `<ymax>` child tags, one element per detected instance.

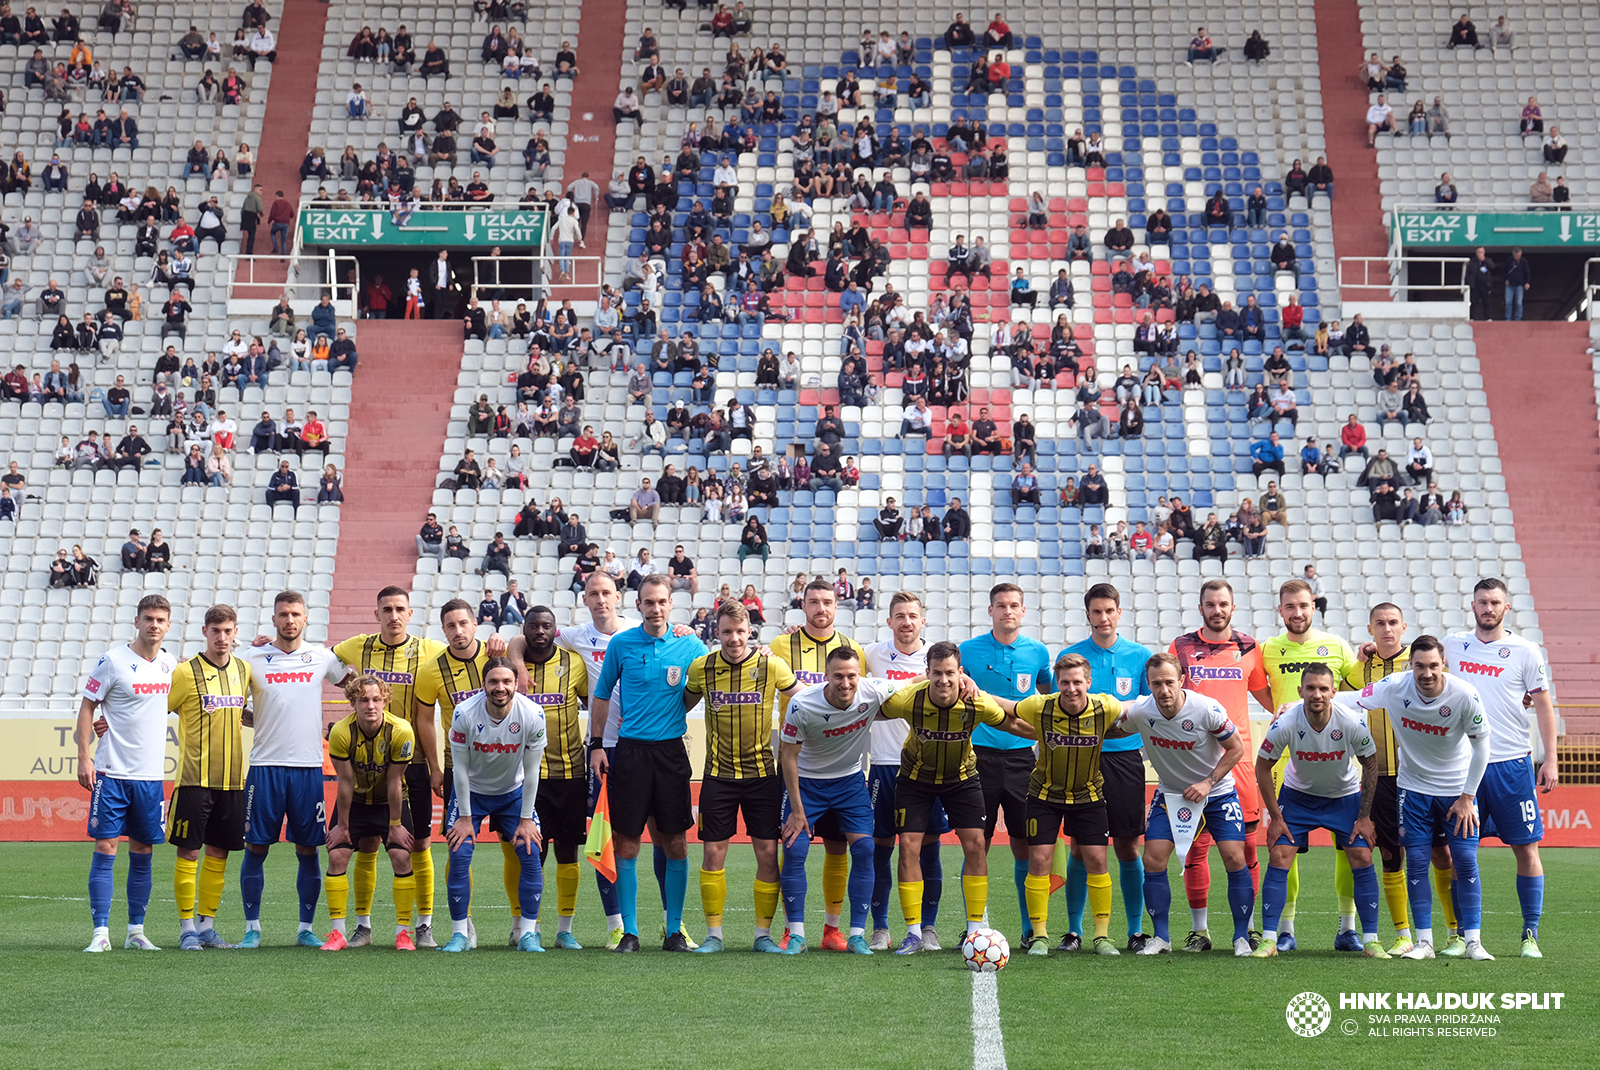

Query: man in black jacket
<box><xmin>941</xmin><ymin>497</ymin><xmax>971</xmax><ymax>542</ymax></box>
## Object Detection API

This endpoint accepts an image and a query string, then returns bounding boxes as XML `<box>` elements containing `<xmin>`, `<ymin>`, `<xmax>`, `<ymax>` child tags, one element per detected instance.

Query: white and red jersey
<box><xmin>1115</xmin><ymin>689</ymin><xmax>1237</xmax><ymax>798</ymax></box>
<box><xmin>863</xmin><ymin>638</ymin><xmax>928</xmax><ymax>765</ymax></box>
<box><xmin>1258</xmin><ymin>700</ymin><xmax>1374</xmax><ymax>798</ymax></box>
<box><xmin>782</xmin><ymin>678</ymin><xmax>902</xmax><ymax>780</ymax></box>
<box><xmin>81</xmin><ymin>643</ymin><xmax>180</xmax><ymax>780</ymax></box>
<box><xmin>1356</xmin><ymin>672</ymin><xmax>1487</xmax><ymax>797</ymax></box>
<box><xmin>241</xmin><ymin>642</ymin><xmax>350</xmax><ymax>767</ymax></box>
<box><xmin>449</xmin><ymin>691</ymin><xmax>548</xmax><ymax>818</ymax></box>
<box><xmin>560</xmin><ymin>618</ymin><xmax>637</xmax><ymax>747</ymax></box>
<box><xmin>1446</xmin><ymin>630</ymin><xmax>1547</xmax><ymax>763</ymax></box>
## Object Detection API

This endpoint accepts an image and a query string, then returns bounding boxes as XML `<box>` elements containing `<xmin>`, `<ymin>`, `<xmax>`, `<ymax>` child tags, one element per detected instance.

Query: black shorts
<box><xmin>403</xmin><ymin>763</ymin><xmax>434</xmax><ymax>838</ymax></box>
<box><xmin>329</xmin><ymin>799</ymin><xmax>413</xmax><ymax>849</ymax></box>
<box><xmin>974</xmin><ymin>746</ymin><xmax>1033</xmax><ymax>840</ymax></box>
<box><xmin>698</xmin><ymin>774</ymin><xmax>782</xmax><ymax>842</ymax></box>
<box><xmin>610</xmin><ymin>738</ymin><xmax>695</xmax><ymax>839</ymax></box>
<box><xmin>1373</xmin><ymin>774</ymin><xmax>1403</xmax><ymax>863</ymax></box>
<box><xmin>167</xmin><ymin>786</ymin><xmax>246</xmax><ymax>852</ymax></box>
<box><xmin>1024</xmin><ymin>797</ymin><xmax>1110</xmax><ymax>846</ymax></box>
<box><xmin>896</xmin><ymin>775</ymin><xmax>986</xmax><ymax>834</ymax></box>
<box><xmin>1099</xmin><ymin>748</ymin><xmax>1149</xmax><ymax>841</ymax></box>
<box><xmin>536</xmin><ymin>776</ymin><xmax>589</xmax><ymax>850</ymax></box>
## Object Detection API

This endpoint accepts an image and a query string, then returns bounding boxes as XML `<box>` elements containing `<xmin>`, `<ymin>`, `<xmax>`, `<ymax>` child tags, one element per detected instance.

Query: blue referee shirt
<box><xmin>1061</xmin><ymin>634</ymin><xmax>1153</xmax><ymax>753</ymax></box>
<box><xmin>960</xmin><ymin>632</ymin><xmax>1052</xmax><ymax>751</ymax></box>
<box><xmin>592</xmin><ymin>627</ymin><xmax>707</xmax><ymax>742</ymax></box>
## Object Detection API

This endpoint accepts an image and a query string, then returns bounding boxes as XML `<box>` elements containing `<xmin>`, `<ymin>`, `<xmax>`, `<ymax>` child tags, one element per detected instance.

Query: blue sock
<box><xmin>1144</xmin><ymin>866</ymin><xmax>1171</xmax><ymax>942</ymax></box>
<box><xmin>240</xmin><ymin>849</ymin><xmax>266</xmax><ymax>922</ymax></box>
<box><xmin>780</xmin><ymin>834</ymin><xmax>810</xmax><ymax>924</ymax></box>
<box><xmin>126</xmin><ymin>851</ymin><xmax>152</xmax><ymax>927</ymax></box>
<box><xmin>296</xmin><ymin>851</ymin><xmax>322</xmax><ymax>925</ymax></box>
<box><xmin>1119</xmin><ymin>857</ymin><xmax>1145</xmax><ymax>936</ymax></box>
<box><xmin>1013</xmin><ymin>857</ymin><xmax>1030</xmax><ymax>936</ymax></box>
<box><xmin>1065</xmin><ymin>853</ymin><xmax>1088</xmax><ymax>935</ymax></box>
<box><xmin>1405</xmin><ymin>845</ymin><xmax>1432</xmax><ymax>932</ymax></box>
<box><xmin>921</xmin><ymin>841</ymin><xmax>943</xmax><ymax>925</ymax></box>
<box><xmin>517</xmin><ymin>842</ymin><xmax>544</xmax><ymax>922</ymax></box>
<box><xmin>1452</xmin><ymin>842</ymin><xmax>1481</xmax><ymax>930</ymax></box>
<box><xmin>596</xmin><ymin>868</ymin><xmax>620</xmax><ymax>917</ymax></box>
<box><xmin>1516</xmin><ymin>874</ymin><xmax>1544</xmax><ymax>937</ymax></box>
<box><xmin>1226</xmin><ymin>866</ymin><xmax>1254</xmax><ymax>941</ymax></box>
<box><xmin>89</xmin><ymin>852</ymin><xmax>115</xmax><ymax>928</ymax></box>
<box><xmin>616</xmin><ymin>856</ymin><xmax>639</xmax><ymax>935</ymax></box>
<box><xmin>871</xmin><ymin>842</ymin><xmax>894</xmax><ymax>929</ymax></box>
<box><xmin>1352</xmin><ymin>863</ymin><xmax>1379</xmax><ymax>937</ymax></box>
<box><xmin>1261</xmin><ymin>864</ymin><xmax>1289</xmax><ymax>933</ymax></box>
<box><xmin>653</xmin><ymin>842</ymin><xmax>669</xmax><ymax>910</ymax></box>
<box><xmin>446</xmin><ymin>839</ymin><xmax>475</xmax><ymax>922</ymax></box>
<box><xmin>663</xmin><ymin>856</ymin><xmax>688</xmax><ymax>935</ymax></box>
<box><xmin>847</xmin><ymin>838</ymin><xmax>874</xmax><ymax>931</ymax></box>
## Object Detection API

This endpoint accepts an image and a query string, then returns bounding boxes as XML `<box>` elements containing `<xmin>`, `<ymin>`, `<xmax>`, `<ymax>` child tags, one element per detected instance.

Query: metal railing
<box><xmin>299</xmin><ymin>198</ymin><xmax>547</xmax><ymax>214</ymax></box>
<box><xmin>1577</xmin><ymin>257</ymin><xmax>1600</xmax><ymax>322</ymax></box>
<box><xmin>468</xmin><ymin>254</ymin><xmax>606</xmax><ymax>303</ymax></box>
<box><xmin>1338</xmin><ymin>255</ymin><xmax>1470</xmax><ymax>303</ymax></box>
<box><xmin>226</xmin><ymin>249</ymin><xmax>362</xmax><ymax>321</ymax></box>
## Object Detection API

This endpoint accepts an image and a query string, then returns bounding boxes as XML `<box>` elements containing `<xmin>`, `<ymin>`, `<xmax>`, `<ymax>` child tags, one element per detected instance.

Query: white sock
<box><xmin>245</xmin><ymin>919</ymin><xmax>262</xmax><ymax>933</ymax></box>
<box><xmin>198</xmin><ymin>915</ymin><xmax>213</xmax><ymax>928</ymax></box>
<box><xmin>754</xmin><ymin>926</ymin><xmax>771</xmax><ymax>938</ymax></box>
<box><xmin>1417</xmin><ymin>927</ymin><xmax>1432</xmax><ymax>947</ymax></box>
<box><xmin>558</xmin><ymin>915</ymin><xmax>574</xmax><ymax>934</ymax></box>
<box><xmin>707</xmin><ymin>924</ymin><xmax>723</xmax><ymax>939</ymax></box>
<box><xmin>397</xmin><ymin>924</ymin><xmax>409</xmax><ymax>936</ymax></box>
<box><xmin>180</xmin><ymin>918</ymin><xmax>197</xmax><ymax>934</ymax></box>
<box><xmin>907</xmin><ymin>923</ymin><xmax>920</xmax><ymax>939</ymax></box>
<box><xmin>1281</xmin><ymin>916</ymin><xmax>1295</xmax><ymax>936</ymax></box>
<box><xmin>93</xmin><ymin>925</ymin><xmax>110</xmax><ymax>938</ymax></box>
<box><xmin>1339</xmin><ymin>914</ymin><xmax>1356</xmax><ymax>933</ymax></box>
<box><xmin>1464</xmin><ymin>927</ymin><xmax>1480</xmax><ymax>943</ymax></box>
<box><xmin>125</xmin><ymin>924</ymin><xmax>142</xmax><ymax>935</ymax></box>
<box><xmin>521</xmin><ymin>914</ymin><xmax>539</xmax><ymax>935</ymax></box>
<box><xmin>297</xmin><ymin>922</ymin><xmax>314</xmax><ymax>933</ymax></box>
<box><xmin>1191</xmin><ymin>907</ymin><xmax>1207</xmax><ymax>932</ymax></box>
<box><xmin>1395</xmin><ymin>926</ymin><xmax>1411</xmax><ymax>941</ymax></box>
<box><xmin>1261</xmin><ymin>928</ymin><xmax>1277</xmax><ymax>943</ymax></box>
<box><xmin>453</xmin><ymin>919</ymin><xmax>470</xmax><ymax>936</ymax></box>
<box><xmin>509</xmin><ymin>918</ymin><xmax>522</xmax><ymax>938</ymax></box>
<box><xmin>849</xmin><ymin>925</ymin><xmax>864</xmax><ymax>937</ymax></box>
<box><xmin>966</xmin><ymin>919</ymin><xmax>983</xmax><ymax>935</ymax></box>
<box><xmin>332</xmin><ymin>918</ymin><xmax>347</xmax><ymax>935</ymax></box>
<box><xmin>1363</xmin><ymin>931</ymin><xmax>1378</xmax><ymax>944</ymax></box>
<box><xmin>824</xmin><ymin>913</ymin><xmax>841</xmax><ymax>928</ymax></box>
<box><xmin>417</xmin><ymin>913</ymin><xmax>431</xmax><ymax>927</ymax></box>
<box><xmin>606</xmin><ymin>912</ymin><xmax>623</xmax><ymax>930</ymax></box>
<box><xmin>356</xmin><ymin>914</ymin><xmax>371</xmax><ymax>929</ymax></box>
<box><xmin>789</xmin><ymin>921</ymin><xmax>805</xmax><ymax>938</ymax></box>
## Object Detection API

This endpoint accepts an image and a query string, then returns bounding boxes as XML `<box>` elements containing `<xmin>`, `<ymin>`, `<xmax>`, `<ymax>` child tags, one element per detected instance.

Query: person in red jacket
<box><xmin>1339</xmin><ymin>413</ymin><xmax>1369</xmax><ymax>462</ymax></box>
<box><xmin>267</xmin><ymin>190</ymin><xmax>295</xmax><ymax>256</ymax></box>
<box><xmin>1280</xmin><ymin>292</ymin><xmax>1306</xmax><ymax>348</ymax></box>
<box><xmin>987</xmin><ymin>54</ymin><xmax>1011</xmax><ymax>92</ymax></box>
<box><xmin>982</xmin><ymin>14</ymin><xmax>1013</xmax><ymax>48</ymax></box>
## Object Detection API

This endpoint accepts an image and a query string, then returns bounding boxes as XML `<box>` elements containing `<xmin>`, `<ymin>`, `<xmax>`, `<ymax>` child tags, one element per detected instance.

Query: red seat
<box><xmin>1090</xmin><ymin>260</ymin><xmax>1111</xmax><ymax>275</ymax></box>
<box><xmin>1087</xmin><ymin>182</ymin><xmax>1106</xmax><ymax>198</ymax></box>
<box><xmin>1086</xmin><ymin>167</ymin><xmax>1106</xmax><ymax>181</ymax></box>
<box><xmin>1067</xmin><ymin>197</ymin><xmax>1089</xmax><ymax>212</ymax></box>
<box><xmin>1009</xmin><ymin>197</ymin><xmax>1028</xmax><ymax>212</ymax></box>
<box><xmin>1107</xmin><ymin>182</ymin><xmax>1126</xmax><ymax>197</ymax></box>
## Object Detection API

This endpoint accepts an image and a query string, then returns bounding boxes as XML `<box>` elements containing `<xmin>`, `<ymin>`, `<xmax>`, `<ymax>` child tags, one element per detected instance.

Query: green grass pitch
<box><xmin>1</xmin><ymin>842</ymin><xmax>1594</xmax><ymax>1070</ymax></box>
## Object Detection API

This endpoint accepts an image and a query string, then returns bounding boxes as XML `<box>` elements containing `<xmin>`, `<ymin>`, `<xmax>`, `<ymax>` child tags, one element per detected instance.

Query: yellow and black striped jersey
<box><xmin>524</xmin><ymin>647</ymin><xmax>588</xmax><ymax>780</ymax></box>
<box><xmin>1015</xmin><ymin>692</ymin><xmax>1123</xmax><ymax>805</ymax></box>
<box><xmin>327</xmin><ymin>712</ymin><xmax>415</xmax><ymax>806</ymax></box>
<box><xmin>770</xmin><ymin>629</ymin><xmax>867</xmax><ymax>716</ymax></box>
<box><xmin>415</xmin><ymin>642</ymin><xmax>492</xmax><ymax>770</ymax></box>
<box><xmin>686</xmin><ymin>650</ymin><xmax>798</xmax><ymax>779</ymax></box>
<box><xmin>1342</xmin><ymin>650</ymin><xmax>1409</xmax><ymax>777</ymax></box>
<box><xmin>332</xmin><ymin>632</ymin><xmax>445</xmax><ymax>765</ymax></box>
<box><xmin>168</xmin><ymin>653</ymin><xmax>253</xmax><ymax>791</ymax></box>
<box><xmin>881</xmin><ymin>681</ymin><xmax>1007</xmax><ymax>786</ymax></box>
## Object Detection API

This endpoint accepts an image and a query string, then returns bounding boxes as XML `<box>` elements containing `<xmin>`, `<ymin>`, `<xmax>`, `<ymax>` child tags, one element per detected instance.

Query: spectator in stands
<box><xmin>1010</xmin><ymin>463</ymin><xmax>1041</xmax><ymax>506</ymax></box>
<box><xmin>1357</xmin><ymin>448</ymin><xmax>1401</xmax><ymax>489</ymax></box>
<box><xmin>900</xmin><ymin>396</ymin><xmax>933</xmax><ymax>438</ymax></box>
<box><xmin>1433</xmin><ymin>171</ymin><xmax>1458</xmax><ymax>204</ymax></box>
<box><xmin>1269</xmin><ymin>382</ymin><xmax>1299</xmax><ymax>429</ymax></box>
<box><xmin>1542</xmin><ymin>126</ymin><xmax>1568</xmax><ymax>165</ymax></box>
<box><xmin>941</xmin><ymin>496</ymin><xmax>970</xmax><ymax>542</ymax></box>
<box><xmin>1503</xmin><ymin>247</ymin><xmax>1532</xmax><ymax>320</ymax></box>
<box><xmin>1530</xmin><ymin>171</ymin><xmax>1554</xmax><ymax>206</ymax></box>
<box><xmin>809</xmin><ymin>444</ymin><xmax>844</xmax><ymax>492</ymax></box>
<box><xmin>478</xmin><ymin>532</ymin><xmax>512</xmax><ymax>577</ymax></box>
<box><xmin>1009</xmin><ymin>267</ymin><xmax>1037</xmax><ymax>308</ymax></box>
<box><xmin>1192</xmin><ymin>514</ymin><xmax>1226</xmax><ymax>562</ymax></box>
<box><xmin>316</xmin><ymin>464</ymin><xmax>343</xmax><ymax>504</ymax></box>
<box><xmin>1369</xmin><ymin>480</ymin><xmax>1402</xmax><ymax>529</ymax></box>
<box><xmin>943</xmin><ymin>411</ymin><xmax>972</xmax><ymax>457</ymax></box>
<box><xmin>1375</xmin><ymin>380</ymin><xmax>1405</xmax><ymax>432</ymax></box>
<box><xmin>1300</xmin><ymin>156</ymin><xmax>1333</xmax><ymax>201</ymax></box>
<box><xmin>1270</xmin><ymin>233</ymin><xmax>1302</xmax><ymax>279</ymax></box>
<box><xmin>629</xmin><ymin>476</ymin><xmax>661</xmax><ymax>528</ymax></box>
<box><xmin>1186</xmin><ymin>26</ymin><xmax>1222</xmax><ymax>63</ymax></box>
<box><xmin>1416</xmin><ymin>482</ymin><xmax>1445</xmax><ymax>526</ymax></box>
<box><xmin>1364</xmin><ymin>95</ymin><xmax>1395</xmax><ymax>147</ymax></box>
<box><xmin>1519</xmin><ymin>96</ymin><xmax>1544</xmax><ymax>137</ymax></box>
<box><xmin>1447</xmin><ymin>13</ymin><xmax>1481</xmax><ymax>50</ymax></box>
<box><xmin>1102</xmin><ymin>217</ymin><xmax>1134</xmax><ymax>259</ymax></box>
<box><xmin>1251</xmin><ymin>431</ymin><xmax>1285</xmax><ymax>476</ymax></box>
<box><xmin>1256</xmin><ymin>481</ymin><xmax>1288</xmax><ymax>528</ymax></box>
<box><xmin>419</xmin><ymin>39</ymin><xmax>448</xmax><ymax>79</ymax></box>
<box><xmin>1332</xmin><ymin>414</ymin><xmax>1368</xmax><ymax>464</ymax></box>
<box><xmin>1405</xmin><ymin>437</ymin><xmax>1435</xmax><ymax>486</ymax></box>
<box><xmin>873</xmin><ymin>497</ymin><xmax>904</xmax><ymax>541</ymax></box>
<box><xmin>1243</xmin><ymin>29</ymin><xmax>1269</xmax><ymax>62</ymax></box>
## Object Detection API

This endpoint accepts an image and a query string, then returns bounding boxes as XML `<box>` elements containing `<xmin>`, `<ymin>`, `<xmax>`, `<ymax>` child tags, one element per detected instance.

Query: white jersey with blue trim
<box><xmin>1445</xmin><ymin>630</ymin><xmax>1547</xmax><ymax>763</ymax></box>
<box><xmin>1115</xmin><ymin>689</ymin><xmax>1237</xmax><ymax>798</ymax></box>
<box><xmin>863</xmin><ymin>638</ymin><xmax>928</xmax><ymax>765</ymax></box>
<box><xmin>560</xmin><ymin>618</ymin><xmax>637</xmax><ymax>747</ymax></box>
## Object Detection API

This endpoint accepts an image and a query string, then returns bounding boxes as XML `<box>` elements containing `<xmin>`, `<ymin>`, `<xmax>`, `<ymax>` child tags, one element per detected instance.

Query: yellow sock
<box><xmin>412</xmin><ymin>844</ymin><xmax>435</xmax><ymax>916</ymax></box>
<box><xmin>700</xmin><ymin>868</ymin><xmax>727</xmax><ymax>929</ymax></box>
<box><xmin>898</xmin><ymin>880</ymin><xmax>924</xmax><ymax>929</ymax></box>
<box><xmin>393</xmin><ymin>872</ymin><xmax>416</xmax><ymax>928</ymax></box>
<box><xmin>1087</xmin><ymin>871</ymin><xmax>1113</xmax><ymax>940</ymax></box>
<box><xmin>1334</xmin><ymin>849</ymin><xmax>1355</xmax><ymax>918</ymax></box>
<box><xmin>1281</xmin><ymin>856</ymin><xmax>1299</xmax><ymax>924</ymax></box>
<box><xmin>962</xmin><ymin>874</ymin><xmax>988</xmax><ymax>926</ymax></box>
<box><xmin>197</xmin><ymin>854</ymin><xmax>227</xmax><ymax>919</ymax></box>
<box><xmin>822</xmin><ymin>850</ymin><xmax>848</xmax><ymax>920</ymax></box>
<box><xmin>753</xmin><ymin>878</ymin><xmax>780</xmax><ymax>930</ymax></box>
<box><xmin>557</xmin><ymin>862</ymin><xmax>580</xmax><ymax>918</ymax></box>
<box><xmin>173</xmin><ymin>856</ymin><xmax>198</xmax><ymax>920</ymax></box>
<box><xmin>1433</xmin><ymin>866</ymin><xmax>1458</xmax><ymax>931</ymax></box>
<box><xmin>499</xmin><ymin>840</ymin><xmax>521</xmax><ymax>916</ymax></box>
<box><xmin>353</xmin><ymin>850</ymin><xmax>378</xmax><ymax>915</ymax></box>
<box><xmin>325</xmin><ymin>872</ymin><xmax>349</xmax><ymax>920</ymax></box>
<box><xmin>1382</xmin><ymin>869</ymin><xmax>1409</xmax><ymax>932</ymax></box>
<box><xmin>1023</xmin><ymin>873</ymin><xmax>1051</xmax><ymax>938</ymax></box>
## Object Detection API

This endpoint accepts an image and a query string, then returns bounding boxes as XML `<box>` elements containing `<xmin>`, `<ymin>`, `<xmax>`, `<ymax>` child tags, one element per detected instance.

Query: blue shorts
<box><xmin>87</xmin><ymin>775</ymin><xmax>165</xmax><ymax>845</ymax></box>
<box><xmin>1476</xmin><ymin>755</ymin><xmax>1544</xmax><ymax>846</ymax></box>
<box><xmin>1398</xmin><ymin>786</ymin><xmax>1479</xmax><ymax>851</ymax></box>
<box><xmin>784</xmin><ymin>774</ymin><xmax>873</xmax><ymax>839</ymax></box>
<box><xmin>1274</xmin><ymin>785</ymin><xmax>1369</xmax><ymax>850</ymax></box>
<box><xmin>1146</xmin><ymin>789</ymin><xmax>1245</xmax><ymax>843</ymax></box>
<box><xmin>244</xmin><ymin>765</ymin><xmax>328</xmax><ymax>846</ymax></box>
<box><xmin>445</xmin><ymin>787</ymin><xmax>530</xmax><ymax>845</ymax></box>
<box><xmin>869</xmin><ymin>763</ymin><xmax>949</xmax><ymax>838</ymax></box>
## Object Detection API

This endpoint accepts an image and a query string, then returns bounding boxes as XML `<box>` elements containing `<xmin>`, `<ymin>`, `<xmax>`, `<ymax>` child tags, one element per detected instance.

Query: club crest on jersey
<box><xmin>1182</xmin><ymin>719</ymin><xmax>1194</xmax><ymax>731</ymax></box>
<box><xmin>1015</xmin><ymin>673</ymin><xmax>1032</xmax><ymax>693</ymax></box>
<box><xmin>1116</xmin><ymin>676</ymin><xmax>1133</xmax><ymax>696</ymax></box>
<box><xmin>1498</xmin><ymin>647</ymin><xmax>1510</xmax><ymax>658</ymax></box>
<box><xmin>508</xmin><ymin>722</ymin><xmax>521</xmax><ymax>733</ymax></box>
<box><xmin>1330</xmin><ymin>729</ymin><xmax>1343</xmax><ymax>741</ymax></box>
<box><xmin>665</xmin><ymin>665</ymin><xmax>683</xmax><ymax>686</ymax></box>
<box><xmin>1440</xmin><ymin>706</ymin><xmax>1452</xmax><ymax>718</ymax></box>
<box><xmin>1316</xmin><ymin>646</ymin><xmax>1328</xmax><ymax>656</ymax></box>
<box><xmin>858</xmin><ymin>703</ymin><xmax>870</xmax><ymax>712</ymax></box>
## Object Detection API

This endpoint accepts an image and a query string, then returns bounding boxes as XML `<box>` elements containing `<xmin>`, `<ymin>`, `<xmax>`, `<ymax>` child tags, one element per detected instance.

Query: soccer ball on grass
<box><xmin>961</xmin><ymin>928</ymin><xmax>1010</xmax><ymax>972</ymax></box>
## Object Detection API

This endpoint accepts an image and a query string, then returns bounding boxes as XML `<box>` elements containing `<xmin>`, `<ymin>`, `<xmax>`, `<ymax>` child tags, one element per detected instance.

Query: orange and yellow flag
<box><xmin>584</xmin><ymin>774</ymin><xmax>617</xmax><ymax>883</ymax></box>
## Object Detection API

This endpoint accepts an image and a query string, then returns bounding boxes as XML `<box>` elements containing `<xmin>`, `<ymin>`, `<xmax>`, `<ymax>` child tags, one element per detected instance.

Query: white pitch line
<box><xmin>970</xmin><ymin>971</ymin><xmax>1008</xmax><ymax>1070</ymax></box>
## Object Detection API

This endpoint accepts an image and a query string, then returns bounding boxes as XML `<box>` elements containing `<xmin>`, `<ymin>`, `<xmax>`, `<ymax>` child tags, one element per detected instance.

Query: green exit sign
<box><xmin>1394</xmin><ymin>210</ymin><xmax>1600</xmax><ymax>248</ymax></box>
<box><xmin>297</xmin><ymin>207</ymin><xmax>547</xmax><ymax>247</ymax></box>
